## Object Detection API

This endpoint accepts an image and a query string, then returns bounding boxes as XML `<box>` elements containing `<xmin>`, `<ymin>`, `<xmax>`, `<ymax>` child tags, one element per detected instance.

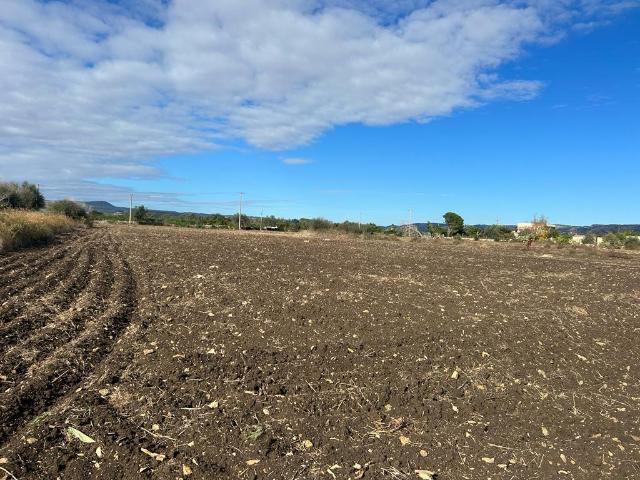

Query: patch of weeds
<box><xmin>243</xmin><ymin>424</ymin><xmax>264</xmax><ymax>443</ymax></box>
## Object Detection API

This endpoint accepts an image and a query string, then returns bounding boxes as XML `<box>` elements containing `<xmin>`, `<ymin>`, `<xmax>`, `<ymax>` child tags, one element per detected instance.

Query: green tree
<box><xmin>133</xmin><ymin>205</ymin><xmax>148</xmax><ymax>223</ymax></box>
<box><xmin>19</xmin><ymin>182</ymin><xmax>45</xmax><ymax>209</ymax></box>
<box><xmin>443</xmin><ymin>212</ymin><xmax>464</xmax><ymax>236</ymax></box>
<box><xmin>0</xmin><ymin>181</ymin><xmax>45</xmax><ymax>209</ymax></box>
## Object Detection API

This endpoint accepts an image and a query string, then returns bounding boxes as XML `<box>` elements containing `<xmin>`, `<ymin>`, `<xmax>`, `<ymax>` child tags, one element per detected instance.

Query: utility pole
<box><xmin>401</xmin><ymin>208</ymin><xmax>421</xmax><ymax>238</ymax></box>
<box><xmin>129</xmin><ymin>194</ymin><xmax>133</xmax><ymax>225</ymax></box>
<box><xmin>238</xmin><ymin>192</ymin><xmax>244</xmax><ymax>230</ymax></box>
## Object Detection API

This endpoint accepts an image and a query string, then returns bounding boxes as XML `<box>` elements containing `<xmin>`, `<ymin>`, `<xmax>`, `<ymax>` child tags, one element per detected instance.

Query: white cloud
<box><xmin>0</xmin><ymin>0</ymin><xmax>634</xmax><ymax>198</ymax></box>
<box><xmin>281</xmin><ymin>157</ymin><xmax>313</xmax><ymax>165</ymax></box>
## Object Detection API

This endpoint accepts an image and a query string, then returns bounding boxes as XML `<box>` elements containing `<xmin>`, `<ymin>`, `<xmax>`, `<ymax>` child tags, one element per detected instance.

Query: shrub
<box><xmin>624</xmin><ymin>236</ymin><xmax>640</xmax><ymax>250</ymax></box>
<box><xmin>484</xmin><ymin>224</ymin><xmax>514</xmax><ymax>241</ymax></box>
<box><xmin>582</xmin><ymin>234</ymin><xmax>596</xmax><ymax>245</ymax></box>
<box><xmin>299</xmin><ymin>218</ymin><xmax>332</xmax><ymax>231</ymax></box>
<box><xmin>464</xmin><ymin>226</ymin><xmax>481</xmax><ymax>239</ymax></box>
<box><xmin>602</xmin><ymin>232</ymin><xmax>624</xmax><ymax>249</ymax></box>
<box><xmin>0</xmin><ymin>210</ymin><xmax>75</xmax><ymax>252</ymax></box>
<box><xmin>48</xmin><ymin>199</ymin><xmax>88</xmax><ymax>221</ymax></box>
<box><xmin>556</xmin><ymin>233</ymin><xmax>572</xmax><ymax>245</ymax></box>
<box><xmin>427</xmin><ymin>223</ymin><xmax>446</xmax><ymax>237</ymax></box>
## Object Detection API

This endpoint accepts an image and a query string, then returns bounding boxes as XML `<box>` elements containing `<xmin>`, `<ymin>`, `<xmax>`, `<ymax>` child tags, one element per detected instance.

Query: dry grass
<box><xmin>0</xmin><ymin>209</ymin><xmax>76</xmax><ymax>253</ymax></box>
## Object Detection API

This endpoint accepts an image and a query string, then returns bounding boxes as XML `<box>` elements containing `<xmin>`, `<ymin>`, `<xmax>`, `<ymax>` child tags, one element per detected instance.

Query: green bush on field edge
<box><xmin>47</xmin><ymin>199</ymin><xmax>88</xmax><ymax>221</ymax></box>
<box><xmin>624</xmin><ymin>236</ymin><xmax>640</xmax><ymax>250</ymax></box>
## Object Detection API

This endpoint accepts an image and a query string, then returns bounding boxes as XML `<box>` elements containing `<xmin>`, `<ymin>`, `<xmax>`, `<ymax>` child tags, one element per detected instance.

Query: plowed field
<box><xmin>0</xmin><ymin>226</ymin><xmax>638</xmax><ymax>479</ymax></box>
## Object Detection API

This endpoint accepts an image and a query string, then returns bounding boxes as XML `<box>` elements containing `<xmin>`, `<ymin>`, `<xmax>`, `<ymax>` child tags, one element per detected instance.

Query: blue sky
<box><xmin>1</xmin><ymin>1</ymin><xmax>639</xmax><ymax>225</ymax></box>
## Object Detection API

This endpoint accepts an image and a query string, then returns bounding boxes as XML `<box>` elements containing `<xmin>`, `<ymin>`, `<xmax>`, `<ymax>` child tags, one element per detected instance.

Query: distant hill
<box><xmin>83</xmin><ymin>201</ymin><xmax>127</xmax><ymax>214</ymax></box>
<box><xmin>83</xmin><ymin>201</ymin><xmax>186</xmax><ymax>217</ymax></box>
<box><xmin>555</xmin><ymin>224</ymin><xmax>640</xmax><ymax>235</ymax></box>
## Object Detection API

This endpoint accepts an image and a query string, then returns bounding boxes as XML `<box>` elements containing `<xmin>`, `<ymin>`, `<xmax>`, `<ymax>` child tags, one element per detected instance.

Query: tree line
<box><xmin>124</xmin><ymin>206</ymin><xmax>383</xmax><ymax>234</ymax></box>
<box><xmin>2</xmin><ymin>181</ymin><xmax>638</xmax><ymax>250</ymax></box>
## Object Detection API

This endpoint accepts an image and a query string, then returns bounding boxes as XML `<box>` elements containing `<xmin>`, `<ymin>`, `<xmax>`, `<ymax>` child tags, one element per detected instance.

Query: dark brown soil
<box><xmin>0</xmin><ymin>225</ymin><xmax>639</xmax><ymax>479</ymax></box>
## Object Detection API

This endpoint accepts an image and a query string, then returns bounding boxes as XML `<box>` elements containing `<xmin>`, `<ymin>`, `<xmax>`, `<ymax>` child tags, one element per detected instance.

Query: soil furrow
<box><xmin>0</xmin><ymin>244</ymin><xmax>95</xmax><ymax>352</ymax></box>
<box><xmin>0</xmin><ymin>233</ymin><xmax>90</xmax><ymax>314</ymax></box>
<box><xmin>0</xmin><ymin>248</ymin><xmax>69</xmax><ymax>293</ymax></box>
<box><xmin>0</xmin><ymin>248</ymin><xmax>84</xmax><ymax>324</ymax></box>
<box><xmin>0</xmin><ymin>233</ymin><xmax>84</xmax><ymax>290</ymax></box>
<box><xmin>0</xmin><ymin>231</ymin><xmax>80</xmax><ymax>267</ymax></box>
<box><xmin>0</xmin><ymin>242</ymin><xmax>114</xmax><ymax>381</ymax></box>
<box><xmin>0</xmin><ymin>251</ymin><xmax>29</xmax><ymax>270</ymax></box>
<box><xmin>0</xmin><ymin>243</ymin><xmax>60</xmax><ymax>272</ymax></box>
<box><xmin>0</xmin><ymin>244</ymin><xmax>134</xmax><ymax>444</ymax></box>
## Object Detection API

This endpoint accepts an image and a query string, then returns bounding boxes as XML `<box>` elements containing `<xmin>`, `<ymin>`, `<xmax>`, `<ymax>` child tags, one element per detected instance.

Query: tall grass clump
<box><xmin>0</xmin><ymin>210</ymin><xmax>75</xmax><ymax>253</ymax></box>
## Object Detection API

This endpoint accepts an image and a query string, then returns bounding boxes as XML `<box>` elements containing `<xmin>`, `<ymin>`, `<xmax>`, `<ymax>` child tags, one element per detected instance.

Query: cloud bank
<box><xmin>0</xmin><ymin>0</ymin><xmax>633</xmax><ymax>198</ymax></box>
